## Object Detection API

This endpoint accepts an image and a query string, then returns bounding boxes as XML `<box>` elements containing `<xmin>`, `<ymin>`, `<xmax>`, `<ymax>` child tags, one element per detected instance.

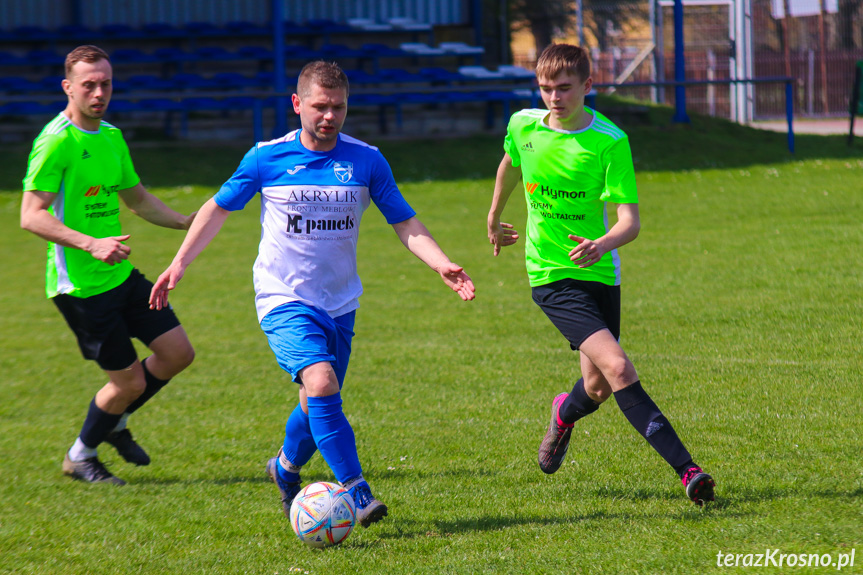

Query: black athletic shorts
<box><xmin>531</xmin><ymin>278</ymin><xmax>621</xmax><ymax>351</ymax></box>
<box><xmin>52</xmin><ymin>268</ymin><xmax>181</xmax><ymax>371</ymax></box>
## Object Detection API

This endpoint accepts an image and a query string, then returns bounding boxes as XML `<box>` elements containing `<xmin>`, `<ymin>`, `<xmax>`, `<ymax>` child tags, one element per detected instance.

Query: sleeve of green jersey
<box><xmin>115</xmin><ymin>132</ymin><xmax>142</xmax><ymax>190</ymax></box>
<box><xmin>22</xmin><ymin>134</ymin><xmax>65</xmax><ymax>192</ymax></box>
<box><xmin>503</xmin><ymin>119</ymin><xmax>521</xmax><ymax>168</ymax></box>
<box><xmin>600</xmin><ymin>137</ymin><xmax>638</xmax><ymax>203</ymax></box>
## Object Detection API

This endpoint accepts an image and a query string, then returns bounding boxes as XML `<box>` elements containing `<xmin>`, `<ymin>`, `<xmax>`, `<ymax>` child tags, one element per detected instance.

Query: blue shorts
<box><xmin>260</xmin><ymin>302</ymin><xmax>356</xmax><ymax>386</ymax></box>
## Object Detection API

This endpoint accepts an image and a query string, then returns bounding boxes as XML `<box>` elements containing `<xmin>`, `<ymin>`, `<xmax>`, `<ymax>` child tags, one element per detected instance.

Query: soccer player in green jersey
<box><xmin>20</xmin><ymin>45</ymin><xmax>196</xmax><ymax>485</ymax></box>
<box><xmin>487</xmin><ymin>43</ymin><xmax>715</xmax><ymax>505</ymax></box>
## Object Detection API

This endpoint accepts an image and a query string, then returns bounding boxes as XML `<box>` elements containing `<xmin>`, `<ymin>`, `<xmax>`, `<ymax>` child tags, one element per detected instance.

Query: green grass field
<box><xmin>0</xmin><ymin>112</ymin><xmax>861</xmax><ymax>574</ymax></box>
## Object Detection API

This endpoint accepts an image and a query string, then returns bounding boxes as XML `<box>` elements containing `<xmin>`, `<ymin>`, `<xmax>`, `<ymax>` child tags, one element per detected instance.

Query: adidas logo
<box><xmin>520</xmin><ymin>141</ymin><xmax>535</xmax><ymax>152</ymax></box>
<box><xmin>81</xmin><ymin>149</ymin><xmax>91</xmax><ymax>159</ymax></box>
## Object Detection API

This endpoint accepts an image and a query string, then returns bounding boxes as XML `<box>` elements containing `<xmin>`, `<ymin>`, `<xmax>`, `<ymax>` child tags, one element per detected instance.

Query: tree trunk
<box><xmin>531</xmin><ymin>17</ymin><xmax>556</xmax><ymax>56</ymax></box>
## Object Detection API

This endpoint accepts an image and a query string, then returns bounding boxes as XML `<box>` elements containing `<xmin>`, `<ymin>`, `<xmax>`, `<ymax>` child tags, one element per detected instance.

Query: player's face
<box><xmin>537</xmin><ymin>71</ymin><xmax>593</xmax><ymax>131</ymax></box>
<box><xmin>62</xmin><ymin>59</ymin><xmax>113</xmax><ymax>130</ymax></box>
<box><xmin>292</xmin><ymin>83</ymin><xmax>348</xmax><ymax>152</ymax></box>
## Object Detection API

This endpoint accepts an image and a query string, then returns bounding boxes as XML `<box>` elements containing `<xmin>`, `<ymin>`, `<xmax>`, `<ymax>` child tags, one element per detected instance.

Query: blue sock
<box><xmin>280</xmin><ymin>404</ymin><xmax>316</xmax><ymax>482</ymax></box>
<box><xmin>307</xmin><ymin>393</ymin><xmax>362</xmax><ymax>484</ymax></box>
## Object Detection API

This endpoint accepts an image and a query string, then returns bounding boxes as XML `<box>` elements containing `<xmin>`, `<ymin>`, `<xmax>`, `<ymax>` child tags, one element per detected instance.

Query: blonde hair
<box><xmin>535</xmin><ymin>43</ymin><xmax>591</xmax><ymax>83</ymax></box>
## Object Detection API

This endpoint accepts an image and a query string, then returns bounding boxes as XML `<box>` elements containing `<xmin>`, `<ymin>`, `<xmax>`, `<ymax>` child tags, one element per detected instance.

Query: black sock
<box><xmin>613</xmin><ymin>381</ymin><xmax>693</xmax><ymax>473</ymax></box>
<box><xmin>559</xmin><ymin>378</ymin><xmax>601</xmax><ymax>424</ymax></box>
<box><xmin>125</xmin><ymin>357</ymin><xmax>171</xmax><ymax>414</ymax></box>
<box><xmin>79</xmin><ymin>398</ymin><xmax>123</xmax><ymax>448</ymax></box>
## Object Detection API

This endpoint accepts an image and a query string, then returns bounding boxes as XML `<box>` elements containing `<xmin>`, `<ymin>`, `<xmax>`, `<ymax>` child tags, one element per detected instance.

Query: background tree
<box><xmin>510</xmin><ymin>0</ymin><xmax>574</xmax><ymax>56</ymax></box>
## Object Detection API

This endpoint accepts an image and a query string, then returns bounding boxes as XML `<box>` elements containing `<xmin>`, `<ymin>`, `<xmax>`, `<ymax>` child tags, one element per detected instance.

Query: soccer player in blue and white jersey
<box><xmin>150</xmin><ymin>61</ymin><xmax>475</xmax><ymax>527</ymax></box>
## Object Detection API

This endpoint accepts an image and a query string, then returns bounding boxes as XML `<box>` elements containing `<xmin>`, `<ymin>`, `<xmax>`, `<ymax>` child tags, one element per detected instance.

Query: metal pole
<box><xmin>474</xmin><ymin>0</ymin><xmax>484</xmax><ymax>48</ymax></box>
<box><xmin>818</xmin><ymin>0</ymin><xmax>828</xmax><ymax>114</ymax></box>
<box><xmin>650</xmin><ymin>0</ymin><xmax>657</xmax><ymax>103</ymax></box>
<box><xmin>785</xmin><ymin>80</ymin><xmax>795</xmax><ymax>154</ymax></box>
<box><xmin>849</xmin><ymin>65</ymin><xmax>861</xmax><ymax>146</ymax></box>
<box><xmin>657</xmin><ymin>0</ymin><xmax>665</xmax><ymax>104</ymax></box>
<box><xmin>500</xmin><ymin>0</ymin><xmax>508</xmax><ymax>64</ymax></box>
<box><xmin>782</xmin><ymin>0</ymin><xmax>792</xmax><ymax>78</ymax></box>
<box><xmin>577</xmin><ymin>0</ymin><xmax>585</xmax><ymax>47</ymax></box>
<box><xmin>672</xmin><ymin>0</ymin><xmax>689</xmax><ymax>122</ymax></box>
<box><xmin>272</xmin><ymin>0</ymin><xmax>287</xmax><ymax>138</ymax></box>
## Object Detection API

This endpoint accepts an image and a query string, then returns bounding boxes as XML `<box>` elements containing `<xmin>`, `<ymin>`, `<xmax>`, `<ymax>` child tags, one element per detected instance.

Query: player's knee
<box><xmin>300</xmin><ymin>363</ymin><xmax>339</xmax><ymax>397</ymax></box>
<box><xmin>175</xmin><ymin>343</ymin><xmax>195</xmax><ymax>371</ymax></box>
<box><xmin>159</xmin><ymin>342</ymin><xmax>195</xmax><ymax>375</ymax></box>
<box><xmin>604</xmin><ymin>357</ymin><xmax>636</xmax><ymax>387</ymax></box>
<box><xmin>113</xmin><ymin>374</ymin><xmax>147</xmax><ymax>399</ymax></box>
<box><xmin>586</xmin><ymin>383</ymin><xmax>612</xmax><ymax>403</ymax></box>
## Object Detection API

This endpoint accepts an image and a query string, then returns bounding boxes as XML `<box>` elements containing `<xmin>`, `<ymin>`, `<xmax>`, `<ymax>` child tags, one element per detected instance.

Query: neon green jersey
<box><xmin>504</xmin><ymin>108</ymin><xmax>638</xmax><ymax>287</ymax></box>
<box><xmin>22</xmin><ymin>113</ymin><xmax>140</xmax><ymax>298</ymax></box>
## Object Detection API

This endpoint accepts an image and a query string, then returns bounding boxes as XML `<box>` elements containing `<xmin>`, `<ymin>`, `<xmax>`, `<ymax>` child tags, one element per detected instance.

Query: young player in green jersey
<box><xmin>487</xmin><ymin>43</ymin><xmax>715</xmax><ymax>505</ymax></box>
<box><xmin>20</xmin><ymin>45</ymin><xmax>197</xmax><ymax>485</ymax></box>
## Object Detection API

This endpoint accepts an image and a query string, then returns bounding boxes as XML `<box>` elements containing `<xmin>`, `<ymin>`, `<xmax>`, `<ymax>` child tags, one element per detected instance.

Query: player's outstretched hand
<box><xmin>439</xmin><ymin>262</ymin><xmax>476</xmax><ymax>301</ymax></box>
<box><xmin>181</xmin><ymin>211</ymin><xmax>199</xmax><ymax>230</ymax></box>
<box><xmin>568</xmin><ymin>234</ymin><xmax>606</xmax><ymax>268</ymax></box>
<box><xmin>488</xmin><ymin>221</ymin><xmax>519</xmax><ymax>256</ymax></box>
<box><xmin>88</xmin><ymin>235</ymin><xmax>131</xmax><ymax>265</ymax></box>
<box><xmin>149</xmin><ymin>263</ymin><xmax>185</xmax><ymax>310</ymax></box>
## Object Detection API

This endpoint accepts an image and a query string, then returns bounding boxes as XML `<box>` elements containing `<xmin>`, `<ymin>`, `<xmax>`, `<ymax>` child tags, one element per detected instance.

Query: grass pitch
<box><xmin>0</xmin><ymin>113</ymin><xmax>861</xmax><ymax>574</ymax></box>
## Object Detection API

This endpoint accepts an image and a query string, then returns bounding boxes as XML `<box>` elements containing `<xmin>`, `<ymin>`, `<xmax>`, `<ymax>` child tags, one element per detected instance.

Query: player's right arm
<box><xmin>149</xmin><ymin>197</ymin><xmax>230</xmax><ymax>310</ymax></box>
<box><xmin>20</xmin><ymin>190</ymin><xmax>131</xmax><ymax>265</ymax></box>
<box><xmin>487</xmin><ymin>153</ymin><xmax>522</xmax><ymax>256</ymax></box>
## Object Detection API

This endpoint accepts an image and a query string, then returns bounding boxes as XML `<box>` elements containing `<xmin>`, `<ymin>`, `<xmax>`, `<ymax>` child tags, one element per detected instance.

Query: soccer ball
<box><xmin>289</xmin><ymin>482</ymin><xmax>356</xmax><ymax>548</ymax></box>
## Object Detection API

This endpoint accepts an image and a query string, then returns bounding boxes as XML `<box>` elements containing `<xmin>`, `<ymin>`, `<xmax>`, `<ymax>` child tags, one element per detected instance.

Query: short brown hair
<box><xmin>535</xmin><ymin>43</ymin><xmax>591</xmax><ymax>83</ymax></box>
<box><xmin>297</xmin><ymin>60</ymin><xmax>349</xmax><ymax>98</ymax></box>
<box><xmin>65</xmin><ymin>45</ymin><xmax>110</xmax><ymax>78</ymax></box>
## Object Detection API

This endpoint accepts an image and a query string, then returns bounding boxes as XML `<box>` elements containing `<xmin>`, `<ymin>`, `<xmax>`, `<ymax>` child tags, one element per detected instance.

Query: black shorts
<box><xmin>52</xmin><ymin>268</ymin><xmax>181</xmax><ymax>371</ymax></box>
<box><xmin>531</xmin><ymin>278</ymin><xmax>621</xmax><ymax>350</ymax></box>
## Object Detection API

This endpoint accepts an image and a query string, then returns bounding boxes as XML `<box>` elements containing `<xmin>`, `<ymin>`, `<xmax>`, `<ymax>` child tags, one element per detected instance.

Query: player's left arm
<box><xmin>391</xmin><ymin>216</ymin><xmax>476</xmax><ymax>301</ymax></box>
<box><xmin>119</xmin><ymin>182</ymin><xmax>197</xmax><ymax>230</ymax></box>
<box><xmin>569</xmin><ymin>203</ymin><xmax>640</xmax><ymax>268</ymax></box>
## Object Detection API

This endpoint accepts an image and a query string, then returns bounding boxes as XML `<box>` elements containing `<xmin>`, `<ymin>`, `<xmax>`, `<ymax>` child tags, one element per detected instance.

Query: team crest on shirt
<box><xmin>333</xmin><ymin>161</ymin><xmax>353</xmax><ymax>183</ymax></box>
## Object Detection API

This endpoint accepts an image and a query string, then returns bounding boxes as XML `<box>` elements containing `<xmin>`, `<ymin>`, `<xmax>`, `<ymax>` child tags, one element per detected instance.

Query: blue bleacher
<box><xmin>100</xmin><ymin>23</ymin><xmax>135</xmax><ymax>37</ymax></box>
<box><xmin>126</xmin><ymin>75</ymin><xmax>176</xmax><ymax>91</ymax></box>
<box><xmin>212</xmin><ymin>72</ymin><xmax>261</xmax><ymax>89</ymax></box>
<box><xmin>0</xmin><ymin>76</ymin><xmax>43</xmax><ymax>93</ymax></box>
<box><xmin>0</xmin><ymin>51</ymin><xmax>26</xmax><ymax>66</ymax></box>
<box><xmin>0</xmin><ymin>15</ymin><xmax>520</xmax><ymax>138</ymax></box>
<box><xmin>25</xmin><ymin>49</ymin><xmax>63</xmax><ymax>66</ymax></box>
<box><xmin>183</xmin><ymin>22</ymin><xmax>220</xmax><ymax>36</ymax></box>
<box><xmin>171</xmin><ymin>73</ymin><xmax>218</xmax><ymax>91</ymax></box>
<box><xmin>141</xmin><ymin>22</ymin><xmax>180</xmax><ymax>37</ymax></box>
<box><xmin>112</xmin><ymin>48</ymin><xmax>157</xmax><ymax>64</ymax></box>
<box><xmin>237</xmin><ymin>46</ymin><xmax>274</xmax><ymax>60</ymax></box>
<box><xmin>226</xmin><ymin>21</ymin><xmax>269</xmax><ymax>35</ymax></box>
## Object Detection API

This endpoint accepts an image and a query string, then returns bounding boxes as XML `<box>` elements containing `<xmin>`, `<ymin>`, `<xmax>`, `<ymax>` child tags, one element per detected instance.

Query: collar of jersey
<box><xmin>294</xmin><ymin>129</ymin><xmax>341</xmax><ymax>155</ymax></box>
<box><xmin>540</xmin><ymin>108</ymin><xmax>595</xmax><ymax>135</ymax></box>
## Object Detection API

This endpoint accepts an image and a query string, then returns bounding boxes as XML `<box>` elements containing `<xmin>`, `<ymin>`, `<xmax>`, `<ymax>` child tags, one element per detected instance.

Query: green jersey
<box><xmin>504</xmin><ymin>108</ymin><xmax>638</xmax><ymax>287</ymax></box>
<box><xmin>22</xmin><ymin>113</ymin><xmax>140</xmax><ymax>299</ymax></box>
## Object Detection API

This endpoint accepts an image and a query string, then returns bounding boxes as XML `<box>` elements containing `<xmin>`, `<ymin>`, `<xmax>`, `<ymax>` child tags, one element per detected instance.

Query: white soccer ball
<box><xmin>289</xmin><ymin>481</ymin><xmax>356</xmax><ymax>548</ymax></box>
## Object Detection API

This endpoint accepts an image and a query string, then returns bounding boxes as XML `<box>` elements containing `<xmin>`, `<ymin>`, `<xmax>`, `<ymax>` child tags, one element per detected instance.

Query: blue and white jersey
<box><xmin>215</xmin><ymin>130</ymin><xmax>416</xmax><ymax>322</ymax></box>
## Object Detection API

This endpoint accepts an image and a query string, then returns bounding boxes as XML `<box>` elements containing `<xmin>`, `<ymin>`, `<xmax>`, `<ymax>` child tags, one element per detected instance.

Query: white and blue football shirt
<box><xmin>214</xmin><ymin>130</ymin><xmax>416</xmax><ymax>322</ymax></box>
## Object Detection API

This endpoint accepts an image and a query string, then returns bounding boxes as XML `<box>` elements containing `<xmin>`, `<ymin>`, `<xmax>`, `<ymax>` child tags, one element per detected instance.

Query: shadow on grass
<box><xmin>362</xmin><ymin>509</ymin><xmax>691</xmax><ymax>541</ymax></box>
<box><xmin>128</xmin><ymin>475</ymin><xmax>273</xmax><ymax>486</ymax></box>
<box><xmin>378</xmin><ymin>467</ymin><xmax>497</xmax><ymax>481</ymax></box>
